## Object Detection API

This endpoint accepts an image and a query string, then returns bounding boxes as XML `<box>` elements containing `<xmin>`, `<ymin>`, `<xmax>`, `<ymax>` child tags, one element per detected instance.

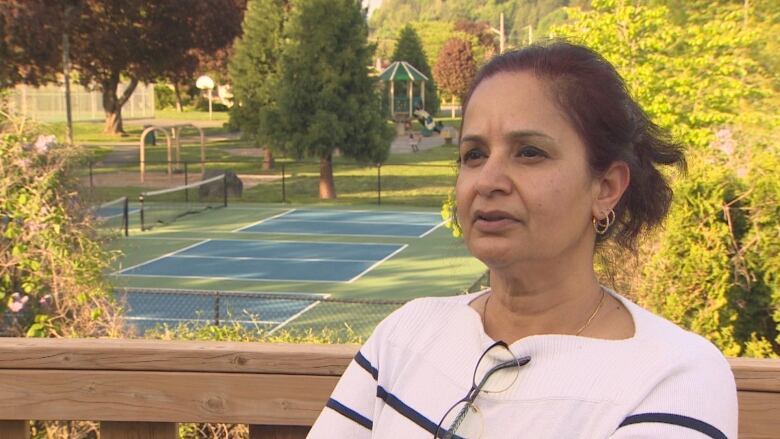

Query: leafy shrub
<box><xmin>154</xmin><ymin>83</ymin><xmax>177</xmax><ymax>110</ymax></box>
<box><xmin>0</xmin><ymin>111</ymin><xmax>123</xmax><ymax>337</ymax></box>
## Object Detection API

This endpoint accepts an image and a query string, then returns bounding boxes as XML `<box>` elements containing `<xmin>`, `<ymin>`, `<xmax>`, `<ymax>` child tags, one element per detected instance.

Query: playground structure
<box><xmin>138</xmin><ymin>124</ymin><xmax>206</xmax><ymax>183</ymax></box>
<box><xmin>378</xmin><ymin>61</ymin><xmax>444</xmax><ymax>137</ymax></box>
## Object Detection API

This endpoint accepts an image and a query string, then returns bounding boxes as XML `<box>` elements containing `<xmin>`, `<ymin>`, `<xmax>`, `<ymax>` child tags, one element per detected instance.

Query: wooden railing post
<box><xmin>101</xmin><ymin>422</ymin><xmax>176</xmax><ymax>439</ymax></box>
<box><xmin>0</xmin><ymin>421</ymin><xmax>29</xmax><ymax>439</ymax></box>
<box><xmin>249</xmin><ymin>425</ymin><xmax>310</xmax><ymax>439</ymax></box>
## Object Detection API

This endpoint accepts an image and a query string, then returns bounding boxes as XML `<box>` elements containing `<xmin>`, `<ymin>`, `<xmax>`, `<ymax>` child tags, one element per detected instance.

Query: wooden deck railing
<box><xmin>0</xmin><ymin>338</ymin><xmax>778</xmax><ymax>438</ymax></box>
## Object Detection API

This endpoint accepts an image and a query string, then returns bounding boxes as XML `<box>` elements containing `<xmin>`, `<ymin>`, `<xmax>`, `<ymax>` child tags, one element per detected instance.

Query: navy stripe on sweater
<box><xmin>619</xmin><ymin>413</ymin><xmax>727</xmax><ymax>439</ymax></box>
<box><xmin>326</xmin><ymin>398</ymin><xmax>373</xmax><ymax>430</ymax></box>
<box><xmin>354</xmin><ymin>351</ymin><xmax>378</xmax><ymax>380</ymax></box>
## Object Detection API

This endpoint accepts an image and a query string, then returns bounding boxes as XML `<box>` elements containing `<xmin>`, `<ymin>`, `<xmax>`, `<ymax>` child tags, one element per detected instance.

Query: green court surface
<box><xmin>107</xmin><ymin>203</ymin><xmax>486</xmax><ymax>335</ymax></box>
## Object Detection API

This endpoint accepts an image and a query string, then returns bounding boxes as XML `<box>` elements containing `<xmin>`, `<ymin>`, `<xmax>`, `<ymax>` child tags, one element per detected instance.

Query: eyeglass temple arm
<box><xmin>475</xmin><ymin>355</ymin><xmax>531</xmax><ymax>389</ymax></box>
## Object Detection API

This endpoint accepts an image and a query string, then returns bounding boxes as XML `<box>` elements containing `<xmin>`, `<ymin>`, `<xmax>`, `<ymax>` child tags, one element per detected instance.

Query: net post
<box><xmin>377</xmin><ymin>163</ymin><xmax>381</xmax><ymax>206</ymax></box>
<box><xmin>223</xmin><ymin>173</ymin><xmax>228</xmax><ymax>207</ymax></box>
<box><xmin>184</xmin><ymin>161</ymin><xmax>189</xmax><ymax>202</ymax></box>
<box><xmin>123</xmin><ymin>197</ymin><xmax>129</xmax><ymax>237</ymax></box>
<box><xmin>281</xmin><ymin>164</ymin><xmax>286</xmax><ymax>203</ymax></box>
<box><xmin>139</xmin><ymin>195</ymin><xmax>145</xmax><ymax>231</ymax></box>
<box><xmin>214</xmin><ymin>292</ymin><xmax>221</xmax><ymax>326</ymax></box>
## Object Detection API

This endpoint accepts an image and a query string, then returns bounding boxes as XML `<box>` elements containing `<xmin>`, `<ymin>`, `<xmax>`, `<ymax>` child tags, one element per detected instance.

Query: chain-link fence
<box><xmin>7</xmin><ymin>82</ymin><xmax>154</xmax><ymax>122</ymax></box>
<box><xmin>115</xmin><ymin>287</ymin><xmax>408</xmax><ymax>339</ymax></box>
<box><xmin>81</xmin><ymin>159</ymin><xmax>458</xmax><ymax>208</ymax></box>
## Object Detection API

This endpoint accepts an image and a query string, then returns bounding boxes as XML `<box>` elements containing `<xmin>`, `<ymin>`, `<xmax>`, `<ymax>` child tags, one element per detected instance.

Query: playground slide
<box><xmin>413</xmin><ymin>108</ymin><xmax>444</xmax><ymax>135</ymax></box>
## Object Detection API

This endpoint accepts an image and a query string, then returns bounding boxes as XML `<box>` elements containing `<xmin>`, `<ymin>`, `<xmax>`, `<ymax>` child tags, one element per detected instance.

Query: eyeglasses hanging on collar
<box><xmin>434</xmin><ymin>340</ymin><xmax>531</xmax><ymax>439</ymax></box>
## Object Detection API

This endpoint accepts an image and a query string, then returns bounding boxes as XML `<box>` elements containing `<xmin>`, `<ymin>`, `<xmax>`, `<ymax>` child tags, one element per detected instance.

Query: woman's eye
<box><xmin>517</xmin><ymin>146</ymin><xmax>546</xmax><ymax>159</ymax></box>
<box><xmin>461</xmin><ymin>148</ymin><xmax>486</xmax><ymax>164</ymax></box>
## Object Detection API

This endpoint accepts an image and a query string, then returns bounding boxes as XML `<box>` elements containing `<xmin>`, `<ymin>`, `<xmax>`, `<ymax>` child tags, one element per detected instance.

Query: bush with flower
<box><xmin>0</xmin><ymin>111</ymin><xmax>122</xmax><ymax>337</ymax></box>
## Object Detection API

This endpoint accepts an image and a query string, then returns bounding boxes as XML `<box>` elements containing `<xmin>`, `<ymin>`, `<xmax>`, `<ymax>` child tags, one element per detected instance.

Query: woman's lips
<box><xmin>473</xmin><ymin>210</ymin><xmax>519</xmax><ymax>232</ymax></box>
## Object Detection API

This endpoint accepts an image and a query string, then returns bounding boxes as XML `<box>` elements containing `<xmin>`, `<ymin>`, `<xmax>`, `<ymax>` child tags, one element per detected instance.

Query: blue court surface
<box><xmin>118</xmin><ymin>289</ymin><xmax>328</xmax><ymax>334</ymax></box>
<box><xmin>234</xmin><ymin>208</ymin><xmax>443</xmax><ymax>238</ymax></box>
<box><xmin>115</xmin><ymin>239</ymin><xmax>407</xmax><ymax>283</ymax></box>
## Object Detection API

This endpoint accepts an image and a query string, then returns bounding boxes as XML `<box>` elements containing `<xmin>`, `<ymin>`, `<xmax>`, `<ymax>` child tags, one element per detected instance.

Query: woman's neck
<box><xmin>482</xmin><ymin>261</ymin><xmax>604</xmax><ymax>341</ymax></box>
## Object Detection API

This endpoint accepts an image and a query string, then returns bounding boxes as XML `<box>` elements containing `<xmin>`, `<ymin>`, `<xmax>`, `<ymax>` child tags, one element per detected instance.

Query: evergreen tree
<box><xmin>265</xmin><ymin>0</ymin><xmax>393</xmax><ymax>199</ymax></box>
<box><xmin>228</xmin><ymin>0</ymin><xmax>288</xmax><ymax>169</ymax></box>
<box><xmin>392</xmin><ymin>25</ymin><xmax>440</xmax><ymax>115</ymax></box>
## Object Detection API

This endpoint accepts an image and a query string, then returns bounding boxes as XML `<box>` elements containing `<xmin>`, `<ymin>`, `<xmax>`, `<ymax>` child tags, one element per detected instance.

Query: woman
<box><xmin>308</xmin><ymin>41</ymin><xmax>738</xmax><ymax>438</ymax></box>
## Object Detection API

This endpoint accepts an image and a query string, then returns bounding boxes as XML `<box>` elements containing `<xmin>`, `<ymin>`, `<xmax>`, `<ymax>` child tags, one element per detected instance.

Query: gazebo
<box><xmin>377</xmin><ymin>61</ymin><xmax>428</xmax><ymax>120</ymax></box>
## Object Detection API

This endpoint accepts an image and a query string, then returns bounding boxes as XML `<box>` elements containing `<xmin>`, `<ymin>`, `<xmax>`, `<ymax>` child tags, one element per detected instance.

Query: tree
<box><xmin>229</xmin><ymin>0</ymin><xmax>289</xmax><ymax>170</ymax></box>
<box><xmin>433</xmin><ymin>38</ymin><xmax>477</xmax><ymax>118</ymax></box>
<box><xmin>0</xmin><ymin>1</ymin><xmax>243</xmax><ymax>134</ymax></box>
<box><xmin>265</xmin><ymin>0</ymin><xmax>394</xmax><ymax>199</ymax></box>
<box><xmin>550</xmin><ymin>0</ymin><xmax>779</xmax><ymax>356</ymax></box>
<box><xmin>392</xmin><ymin>25</ymin><xmax>440</xmax><ymax>115</ymax></box>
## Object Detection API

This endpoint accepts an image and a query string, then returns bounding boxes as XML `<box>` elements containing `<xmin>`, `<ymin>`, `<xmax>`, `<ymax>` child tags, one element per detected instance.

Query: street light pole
<box><xmin>62</xmin><ymin>4</ymin><xmax>74</xmax><ymax>145</ymax></box>
<box><xmin>489</xmin><ymin>13</ymin><xmax>505</xmax><ymax>54</ymax></box>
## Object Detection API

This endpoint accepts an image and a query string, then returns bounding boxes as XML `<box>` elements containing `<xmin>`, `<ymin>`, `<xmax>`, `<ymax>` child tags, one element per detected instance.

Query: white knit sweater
<box><xmin>308</xmin><ymin>290</ymin><xmax>738</xmax><ymax>438</ymax></box>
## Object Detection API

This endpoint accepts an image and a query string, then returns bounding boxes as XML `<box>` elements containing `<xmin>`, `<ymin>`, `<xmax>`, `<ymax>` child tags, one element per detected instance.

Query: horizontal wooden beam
<box><xmin>728</xmin><ymin>357</ymin><xmax>780</xmax><ymax>393</ymax></box>
<box><xmin>0</xmin><ymin>338</ymin><xmax>357</xmax><ymax>376</ymax></box>
<box><xmin>0</xmin><ymin>369</ymin><xmax>337</xmax><ymax>425</ymax></box>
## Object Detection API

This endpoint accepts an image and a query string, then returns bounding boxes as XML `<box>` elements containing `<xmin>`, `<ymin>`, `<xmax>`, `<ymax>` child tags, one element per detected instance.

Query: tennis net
<box><xmin>139</xmin><ymin>173</ymin><xmax>227</xmax><ymax>231</ymax></box>
<box><xmin>93</xmin><ymin>196</ymin><xmax>129</xmax><ymax>237</ymax></box>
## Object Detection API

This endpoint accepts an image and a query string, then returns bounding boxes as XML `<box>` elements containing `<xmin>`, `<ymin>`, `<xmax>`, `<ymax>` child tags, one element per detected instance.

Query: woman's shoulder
<box><xmin>369</xmin><ymin>292</ymin><xmax>482</xmax><ymax>345</ymax></box>
<box><xmin>618</xmin><ymin>293</ymin><xmax>732</xmax><ymax>370</ymax></box>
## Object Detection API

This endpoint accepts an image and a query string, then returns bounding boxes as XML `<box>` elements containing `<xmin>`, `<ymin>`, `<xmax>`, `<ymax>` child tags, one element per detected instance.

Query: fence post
<box><xmin>281</xmin><ymin>164</ymin><xmax>287</xmax><ymax>203</ymax></box>
<box><xmin>376</xmin><ymin>163</ymin><xmax>381</xmax><ymax>206</ymax></box>
<box><xmin>0</xmin><ymin>420</ymin><xmax>29</xmax><ymax>439</ymax></box>
<box><xmin>89</xmin><ymin>161</ymin><xmax>94</xmax><ymax>189</ymax></box>
<box><xmin>223</xmin><ymin>173</ymin><xmax>228</xmax><ymax>207</ymax></box>
<box><xmin>184</xmin><ymin>161</ymin><xmax>189</xmax><ymax>202</ymax></box>
<box><xmin>123</xmin><ymin>197</ymin><xmax>129</xmax><ymax>237</ymax></box>
<box><xmin>214</xmin><ymin>292</ymin><xmax>221</xmax><ymax>326</ymax></box>
<box><xmin>139</xmin><ymin>195</ymin><xmax>145</xmax><ymax>232</ymax></box>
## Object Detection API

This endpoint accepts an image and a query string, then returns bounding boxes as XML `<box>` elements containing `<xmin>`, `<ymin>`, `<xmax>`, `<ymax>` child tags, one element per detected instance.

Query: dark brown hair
<box><xmin>459</xmin><ymin>40</ymin><xmax>686</xmax><ymax>250</ymax></box>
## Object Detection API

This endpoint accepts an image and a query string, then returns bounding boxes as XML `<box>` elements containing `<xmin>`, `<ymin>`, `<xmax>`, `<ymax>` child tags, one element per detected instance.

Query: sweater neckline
<box><xmin>461</xmin><ymin>287</ymin><xmax>640</xmax><ymax>350</ymax></box>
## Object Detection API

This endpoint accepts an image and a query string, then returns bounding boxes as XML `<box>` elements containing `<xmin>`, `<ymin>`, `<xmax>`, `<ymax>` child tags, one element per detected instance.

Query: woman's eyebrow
<box><xmin>505</xmin><ymin>130</ymin><xmax>554</xmax><ymax>141</ymax></box>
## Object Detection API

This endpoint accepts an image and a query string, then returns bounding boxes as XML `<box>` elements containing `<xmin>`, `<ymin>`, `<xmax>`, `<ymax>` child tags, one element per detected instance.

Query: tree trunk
<box><xmin>174</xmin><ymin>83</ymin><xmax>184</xmax><ymax>112</ymax></box>
<box><xmin>262</xmin><ymin>147</ymin><xmax>275</xmax><ymax>170</ymax></box>
<box><xmin>102</xmin><ymin>74</ymin><xmax>139</xmax><ymax>135</ymax></box>
<box><xmin>451</xmin><ymin>95</ymin><xmax>456</xmax><ymax>119</ymax></box>
<box><xmin>319</xmin><ymin>154</ymin><xmax>336</xmax><ymax>199</ymax></box>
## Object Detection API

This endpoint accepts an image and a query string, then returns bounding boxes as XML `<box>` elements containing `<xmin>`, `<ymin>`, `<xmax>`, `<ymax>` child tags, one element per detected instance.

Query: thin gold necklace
<box><xmin>481</xmin><ymin>287</ymin><xmax>607</xmax><ymax>336</ymax></box>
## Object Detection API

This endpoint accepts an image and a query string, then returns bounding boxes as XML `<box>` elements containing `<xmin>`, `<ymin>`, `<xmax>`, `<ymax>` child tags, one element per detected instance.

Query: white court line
<box><xmin>292</xmin><ymin>207</ymin><xmax>441</xmax><ymax>216</ymax></box>
<box><xmin>418</xmin><ymin>220</ymin><xmax>447</xmax><ymax>238</ymax></box>
<box><xmin>170</xmin><ymin>254</ymin><xmax>378</xmax><ymax>263</ymax></box>
<box><xmin>266</xmin><ymin>294</ymin><xmax>331</xmax><ymax>336</ymax></box>
<box><xmin>123</xmin><ymin>316</ymin><xmax>283</xmax><ymax>325</ymax></box>
<box><xmin>266</xmin><ymin>217</ymin><xmax>441</xmax><ymax>226</ymax></box>
<box><xmin>113</xmin><ymin>273</ymin><xmax>355</xmax><ymax>284</ymax></box>
<box><xmin>119</xmin><ymin>286</ymin><xmax>329</xmax><ymax>299</ymax></box>
<box><xmin>126</xmin><ymin>236</ymin><xmax>406</xmax><ymax>247</ymax></box>
<box><xmin>113</xmin><ymin>239</ymin><xmax>212</xmax><ymax>275</ymax></box>
<box><xmin>231</xmin><ymin>208</ymin><xmax>296</xmax><ymax>232</ymax></box>
<box><xmin>234</xmin><ymin>230</ymin><xmax>424</xmax><ymax>239</ymax></box>
<box><xmin>347</xmin><ymin>244</ymin><xmax>408</xmax><ymax>284</ymax></box>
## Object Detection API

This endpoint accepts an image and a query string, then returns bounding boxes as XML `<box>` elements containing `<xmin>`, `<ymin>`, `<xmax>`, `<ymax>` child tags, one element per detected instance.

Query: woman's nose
<box><xmin>474</xmin><ymin>154</ymin><xmax>513</xmax><ymax>197</ymax></box>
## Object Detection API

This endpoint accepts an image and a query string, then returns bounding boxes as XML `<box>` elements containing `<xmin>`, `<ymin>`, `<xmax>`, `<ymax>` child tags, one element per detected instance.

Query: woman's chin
<box><xmin>467</xmin><ymin>240</ymin><xmax>523</xmax><ymax>268</ymax></box>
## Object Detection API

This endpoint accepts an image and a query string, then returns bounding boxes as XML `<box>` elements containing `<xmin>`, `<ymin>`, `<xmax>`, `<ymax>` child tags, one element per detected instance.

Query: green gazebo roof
<box><xmin>378</xmin><ymin>61</ymin><xmax>429</xmax><ymax>82</ymax></box>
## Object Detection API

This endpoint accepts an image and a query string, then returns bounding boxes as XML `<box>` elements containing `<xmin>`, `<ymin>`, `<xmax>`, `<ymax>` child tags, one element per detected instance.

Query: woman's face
<box><xmin>456</xmin><ymin>72</ymin><xmax>600</xmax><ymax>269</ymax></box>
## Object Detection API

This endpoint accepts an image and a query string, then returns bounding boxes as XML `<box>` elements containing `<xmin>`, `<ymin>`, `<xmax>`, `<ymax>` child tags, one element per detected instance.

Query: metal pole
<box><xmin>377</xmin><ymin>164</ymin><xmax>381</xmax><ymax>206</ymax></box>
<box><xmin>139</xmin><ymin>195</ymin><xmax>145</xmax><ymax>231</ymax></box>
<box><xmin>184</xmin><ymin>161</ymin><xmax>189</xmax><ymax>202</ymax></box>
<box><xmin>89</xmin><ymin>161</ymin><xmax>94</xmax><ymax>189</ymax></box>
<box><xmin>123</xmin><ymin>196</ymin><xmax>129</xmax><ymax>237</ymax></box>
<box><xmin>214</xmin><ymin>292</ymin><xmax>220</xmax><ymax>326</ymax></box>
<box><xmin>223</xmin><ymin>173</ymin><xmax>228</xmax><ymax>207</ymax></box>
<box><xmin>281</xmin><ymin>164</ymin><xmax>286</xmax><ymax>203</ymax></box>
<box><xmin>62</xmin><ymin>4</ymin><xmax>74</xmax><ymax>145</ymax></box>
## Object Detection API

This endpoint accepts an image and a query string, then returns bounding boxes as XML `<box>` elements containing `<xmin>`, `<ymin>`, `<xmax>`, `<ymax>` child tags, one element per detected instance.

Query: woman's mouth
<box><xmin>473</xmin><ymin>210</ymin><xmax>519</xmax><ymax>232</ymax></box>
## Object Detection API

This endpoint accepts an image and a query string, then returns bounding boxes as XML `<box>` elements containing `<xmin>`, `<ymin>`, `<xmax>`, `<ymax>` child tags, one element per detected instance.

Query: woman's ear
<box><xmin>592</xmin><ymin>161</ymin><xmax>630</xmax><ymax>217</ymax></box>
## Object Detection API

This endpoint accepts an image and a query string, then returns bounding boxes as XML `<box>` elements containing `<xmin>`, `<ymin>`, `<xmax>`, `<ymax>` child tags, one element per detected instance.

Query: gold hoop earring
<box><xmin>593</xmin><ymin>208</ymin><xmax>616</xmax><ymax>235</ymax></box>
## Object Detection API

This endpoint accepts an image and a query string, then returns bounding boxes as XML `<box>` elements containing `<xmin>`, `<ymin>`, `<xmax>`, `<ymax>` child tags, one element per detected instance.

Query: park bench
<box><xmin>0</xmin><ymin>338</ymin><xmax>778</xmax><ymax>438</ymax></box>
